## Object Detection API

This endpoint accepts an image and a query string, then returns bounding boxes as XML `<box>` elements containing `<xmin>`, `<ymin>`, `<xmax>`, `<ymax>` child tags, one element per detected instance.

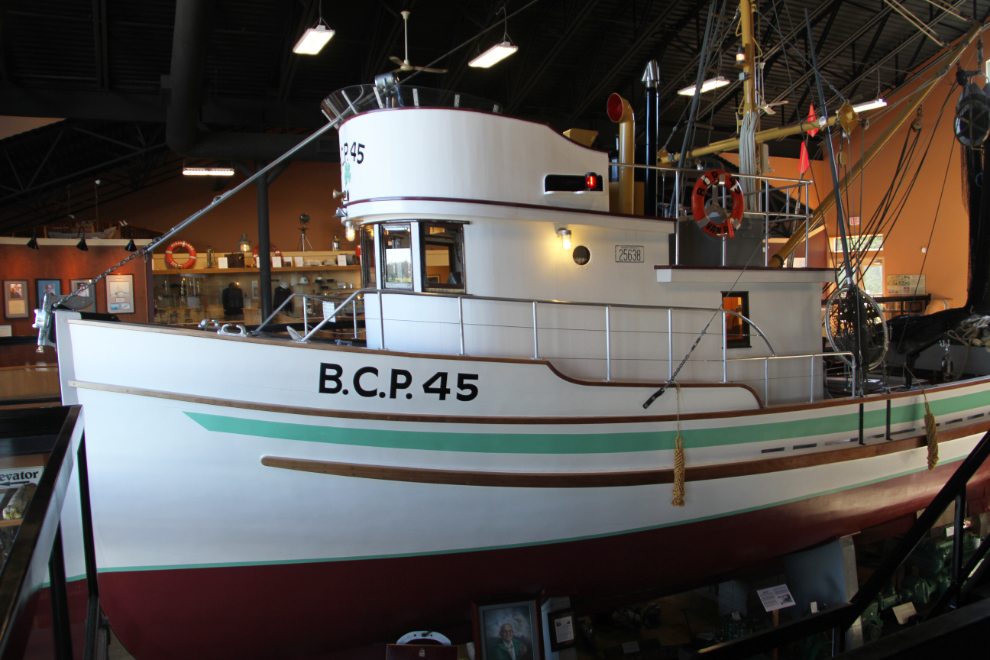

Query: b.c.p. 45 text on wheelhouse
<box><xmin>319</xmin><ymin>363</ymin><xmax>479</xmax><ymax>401</ymax></box>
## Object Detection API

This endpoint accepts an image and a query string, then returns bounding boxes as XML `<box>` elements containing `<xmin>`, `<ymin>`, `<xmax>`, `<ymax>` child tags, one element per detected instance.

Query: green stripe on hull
<box><xmin>184</xmin><ymin>388</ymin><xmax>990</xmax><ymax>454</ymax></box>
<box><xmin>95</xmin><ymin>455</ymin><xmax>966</xmax><ymax>575</ymax></box>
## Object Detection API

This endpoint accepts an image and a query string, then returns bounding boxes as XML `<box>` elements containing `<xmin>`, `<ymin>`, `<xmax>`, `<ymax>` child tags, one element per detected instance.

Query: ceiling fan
<box><xmin>390</xmin><ymin>10</ymin><xmax>448</xmax><ymax>74</ymax></box>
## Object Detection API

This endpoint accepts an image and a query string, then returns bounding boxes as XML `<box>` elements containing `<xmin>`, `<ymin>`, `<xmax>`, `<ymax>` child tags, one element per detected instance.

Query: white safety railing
<box><xmin>251</xmin><ymin>289</ymin><xmax>857</xmax><ymax>404</ymax></box>
<box><xmin>615</xmin><ymin>163</ymin><xmax>813</xmax><ymax>267</ymax></box>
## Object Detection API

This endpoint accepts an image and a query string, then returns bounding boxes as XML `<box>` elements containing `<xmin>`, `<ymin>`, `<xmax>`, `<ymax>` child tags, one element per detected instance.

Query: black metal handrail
<box><xmin>0</xmin><ymin>406</ymin><xmax>106</xmax><ymax>659</ymax></box>
<box><xmin>692</xmin><ymin>428</ymin><xmax>990</xmax><ymax>658</ymax></box>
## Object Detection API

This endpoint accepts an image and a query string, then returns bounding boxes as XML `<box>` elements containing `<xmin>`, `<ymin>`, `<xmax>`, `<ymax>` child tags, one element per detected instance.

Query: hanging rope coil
<box><xmin>671</xmin><ymin>382</ymin><xmax>686</xmax><ymax>507</ymax></box>
<box><xmin>924</xmin><ymin>399</ymin><xmax>939</xmax><ymax>470</ymax></box>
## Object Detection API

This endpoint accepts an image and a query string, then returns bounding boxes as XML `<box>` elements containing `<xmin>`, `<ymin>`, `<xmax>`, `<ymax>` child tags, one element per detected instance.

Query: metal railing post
<box><xmin>352</xmin><ymin>299</ymin><xmax>358</xmax><ymax>339</ymax></box>
<box><xmin>722</xmin><ymin>311</ymin><xmax>727</xmax><ymax>383</ymax></box>
<box><xmin>764</xmin><ymin>179</ymin><xmax>770</xmax><ymax>267</ymax></box>
<box><xmin>605</xmin><ymin>306</ymin><xmax>611</xmax><ymax>381</ymax></box>
<box><xmin>668</xmin><ymin>309</ymin><xmax>673</xmax><ymax>380</ymax></box>
<box><xmin>810</xmin><ymin>355</ymin><xmax>815</xmax><ymax>403</ymax></box>
<box><xmin>458</xmin><ymin>296</ymin><xmax>465</xmax><ymax>356</ymax></box>
<box><xmin>674</xmin><ymin>171</ymin><xmax>681</xmax><ymax>265</ymax></box>
<box><xmin>532</xmin><ymin>301</ymin><xmax>539</xmax><ymax>359</ymax></box>
<box><xmin>763</xmin><ymin>358</ymin><xmax>770</xmax><ymax>406</ymax></box>
<box><xmin>804</xmin><ymin>182</ymin><xmax>810</xmax><ymax>264</ymax></box>
<box><xmin>303</xmin><ymin>295</ymin><xmax>308</xmax><ymax>335</ymax></box>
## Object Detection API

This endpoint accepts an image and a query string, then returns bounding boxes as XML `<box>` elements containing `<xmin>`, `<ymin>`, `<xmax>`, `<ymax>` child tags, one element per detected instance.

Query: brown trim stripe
<box><xmin>260</xmin><ymin>419</ymin><xmax>990</xmax><ymax>488</ymax></box>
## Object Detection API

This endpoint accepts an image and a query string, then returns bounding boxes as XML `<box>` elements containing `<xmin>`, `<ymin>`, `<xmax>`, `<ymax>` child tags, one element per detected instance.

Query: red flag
<box><xmin>807</xmin><ymin>104</ymin><xmax>818</xmax><ymax>137</ymax></box>
<box><xmin>799</xmin><ymin>142</ymin><xmax>810</xmax><ymax>175</ymax></box>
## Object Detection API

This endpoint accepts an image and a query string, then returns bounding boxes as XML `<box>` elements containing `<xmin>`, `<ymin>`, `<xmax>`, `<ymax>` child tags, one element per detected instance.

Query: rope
<box><xmin>671</xmin><ymin>382</ymin><xmax>686</xmax><ymax>507</ymax></box>
<box><xmin>907</xmin><ymin>367</ymin><xmax>939</xmax><ymax>470</ymax></box>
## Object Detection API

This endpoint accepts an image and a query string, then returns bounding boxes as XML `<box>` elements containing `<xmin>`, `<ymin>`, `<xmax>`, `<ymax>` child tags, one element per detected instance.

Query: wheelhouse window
<box><xmin>420</xmin><ymin>222</ymin><xmax>465</xmax><ymax>292</ymax></box>
<box><xmin>360</xmin><ymin>225</ymin><xmax>377</xmax><ymax>289</ymax></box>
<box><xmin>381</xmin><ymin>224</ymin><xmax>413</xmax><ymax>290</ymax></box>
<box><xmin>722</xmin><ymin>291</ymin><xmax>751</xmax><ymax>349</ymax></box>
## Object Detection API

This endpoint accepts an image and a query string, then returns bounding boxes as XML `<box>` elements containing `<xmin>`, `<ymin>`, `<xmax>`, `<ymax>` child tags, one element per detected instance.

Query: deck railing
<box><xmin>0</xmin><ymin>406</ymin><xmax>107</xmax><ymax>659</ymax></box>
<box><xmin>614</xmin><ymin>163</ymin><xmax>814</xmax><ymax>267</ymax></box>
<box><xmin>254</xmin><ymin>288</ymin><xmax>852</xmax><ymax>403</ymax></box>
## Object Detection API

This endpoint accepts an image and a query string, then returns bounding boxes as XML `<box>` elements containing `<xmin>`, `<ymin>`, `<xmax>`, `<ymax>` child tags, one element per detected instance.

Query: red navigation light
<box><xmin>585</xmin><ymin>174</ymin><xmax>597</xmax><ymax>190</ymax></box>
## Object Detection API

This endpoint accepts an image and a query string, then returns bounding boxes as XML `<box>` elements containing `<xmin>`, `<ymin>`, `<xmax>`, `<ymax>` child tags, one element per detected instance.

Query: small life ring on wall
<box><xmin>165</xmin><ymin>241</ymin><xmax>197</xmax><ymax>269</ymax></box>
<box><xmin>691</xmin><ymin>169</ymin><xmax>744</xmax><ymax>238</ymax></box>
<box><xmin>253</xmin><ymin>244</ymin><xmax>281</xmax><ymax>257</ymax></box>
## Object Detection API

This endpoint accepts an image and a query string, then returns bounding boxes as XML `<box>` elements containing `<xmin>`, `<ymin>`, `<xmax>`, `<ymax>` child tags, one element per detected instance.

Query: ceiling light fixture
<box><xmin>852</xmin><ymin>98</ymin><xmax>887</xmax><ymax>113</ymax></box>
<box><xmin>26</xmin><ymin>229</ymin><xmax>40</xmax><ymax>250</ymax></box>
<box><xmin>182</xmin><ymin>166</ymin><xmax>235</xmax><ymax>176</ymax></box>
<box><xmin>469</xmin><ymin>6</ymin><xmax>517</xmax><ymax>68</ymax></box>
<box><xmin>76</xmin><ymin>236</ymin><xmax>88</xmax><ymax>252</ymax></box>
<box><xmin>677</xmin><ymin>76</ymin><xmax>730</xmax><ymax>96</ymax></box>
<box><xmin>125</xmin><ymin>239</ymin><xmax>137</xmax><ymax>252</ymax></box>
<box><xmin>293</xmin><ymin>1</ymin><xmax>334</xmax><ymax>55</ymax></box>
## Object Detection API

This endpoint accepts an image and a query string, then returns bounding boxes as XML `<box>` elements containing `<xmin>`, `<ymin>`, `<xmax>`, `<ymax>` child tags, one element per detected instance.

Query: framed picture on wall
<box><xmin>105</xmin><ymin>274</ymin><xmax>135</xmax><ymax>314</ymax></box>
<box><xmin>3</xmin><ymin>280</ymin><xmax>30</xmax><ymax>319</ymax></box>
<box><xmin>69</xmin><ymin>279</ymin><xmax>96</xmax><ymax>312</ymax></box>
<box><xmin>473</xmin><ymin>598</ymin><xmax>542</xmax><ymax>660</ymax></box>
<box><xmin>36</xmin><ymin>279</ymin><xmax>61</xmax><ymax>305</ymax></box>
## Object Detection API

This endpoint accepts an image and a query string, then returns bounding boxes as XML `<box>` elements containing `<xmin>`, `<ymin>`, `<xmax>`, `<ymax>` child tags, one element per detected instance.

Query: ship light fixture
<box><xmin>238</xmin><ymin>233</ymin><xmax>252</xmax><ymax>253</ymax></box>
<box><xmin>183</xmin><ymin>163</ymin><xmax>234</xmax><ymax>176</ymax></box>
<box><xmin>735</xmin><ymin>46</ymin><xmax>746</xmax><ymax>65</ymax></box>
<box><xmin>344</xmin><ymin>220</ymin><xmax>356</xmax><ymax>242</ymax></box>
<box><xmin>677</xmin><ymin>76</ymin><xmax>730</xmax><ymax>96</ymax></box>
<box><xmin>469</xmin><ymin>6</ymin><xmax>517</xmax><ymax>68</ymax></box>
<box><xmin>852</xmin><ymin>98</ymin><xmax>887</xmax><ymax>113</ymax></box>
<box><xmin>557</xmin><ymin>228</ymin><xmax>572</xmax><ymax>251</ymax></box>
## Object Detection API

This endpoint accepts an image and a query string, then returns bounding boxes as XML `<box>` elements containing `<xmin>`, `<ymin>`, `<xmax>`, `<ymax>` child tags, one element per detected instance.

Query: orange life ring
<box><xmin>165</xmin><ymin>240</ymin><xmax>197</xmax><ymax>269</ymax></box>
<box><xmin>252</xmin><ymin>243</ymin><xmax>281</xmax><ymax>257</ymax></box>
<box><xmin>691</xmin><ymin>169</ymin><xmax>744</xmax><ymax>238</ymax></box>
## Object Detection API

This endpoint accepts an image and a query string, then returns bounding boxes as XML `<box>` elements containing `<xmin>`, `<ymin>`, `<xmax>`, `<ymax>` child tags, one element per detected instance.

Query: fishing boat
<box><xmin>39</xmin><ymin>78</ymin><xmax>990</xmax><ymax>659</ymax></box>
<box><xmin>33</xmin><ymin>13</ymin><xmax>990</xmax><ymax>657</ymax></box>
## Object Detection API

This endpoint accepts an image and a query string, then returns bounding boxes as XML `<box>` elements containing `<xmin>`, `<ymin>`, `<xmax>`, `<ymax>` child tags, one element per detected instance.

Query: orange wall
<box><xmin>717</xmin><ymin>33</ymin><xmax>979</xmax><ymax>306</ymax></box>
<box><xmin>91</xmin><ymin>161</ymin><xmax>350</xmax><ymax>256</ymax></box>
<box><xmin>0</xmin><ymin>243</ymin><xmax>152</xmax><ymax>336</ymax></box>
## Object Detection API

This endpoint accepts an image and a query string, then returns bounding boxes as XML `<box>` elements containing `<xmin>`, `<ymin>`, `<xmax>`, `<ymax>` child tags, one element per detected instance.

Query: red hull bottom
<box><xmin>101</xmin><ymin>460</ymin><xmax>990</xmax><ymax>660</ymax></box>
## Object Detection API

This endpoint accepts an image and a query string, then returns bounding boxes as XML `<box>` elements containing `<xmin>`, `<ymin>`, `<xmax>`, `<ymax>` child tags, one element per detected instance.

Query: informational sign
<box><xmin>322</xmin><ymin>301</ymin><xmax>336</xmax><ymax>322</ymax></box>
<box><xmin>892</xmin><ymin>601</ymin><xmax>917</xmax><ymax>625</ymax></box>
<box><xmin>337</xmin><ymin>254</ymin><xmax>348</xmax><ymax>266</ymax></box>
<box><xmin>0</xmin><ymin>467</ymin><xmax>43</xmax><ymax>487</ymax></box>
<box><xmin>886</xmin><ymin>274</ymin><xmax>925</xmax><ymax>296</ymax></box>
<box><xmin>615</xmin><ymin>245</ymin><xmax>644</xmax><ymax>263</ymax></box>
<box><xmin>273</xmin><ymin>256</ymin><xmax>283</xmax><ymax>268</ymax></box>
<box><xmin>218</xmin><ymin>257</ymin><xmax>229</xmax><ymax>269</ymax></box>
<box><xmin>105</xmin><ymin>274</ymin><xmax>135</xmax><ymax>314</ymax></box>
<box><xmin>553</xmin><ymin>615</ymin><xmax>574</xmax><ymax>644</ymax></box>
<box><xmin>757</xmin><ymin>584</ymin><xmax>796</xmax><ymax>612</ymax></box>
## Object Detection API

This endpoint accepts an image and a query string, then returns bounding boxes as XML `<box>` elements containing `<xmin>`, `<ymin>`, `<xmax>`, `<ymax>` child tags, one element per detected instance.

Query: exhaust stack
<box><xmin>607</xmin><ymin>93</ymin><xmax>635</xmax><ymax>215</ymax></box>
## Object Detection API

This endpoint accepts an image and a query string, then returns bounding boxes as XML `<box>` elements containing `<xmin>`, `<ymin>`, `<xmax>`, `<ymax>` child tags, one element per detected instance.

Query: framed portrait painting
<box><xmin>36</xmin><ymin>279</ymin><xmax>61</xmax><ymax>305</ymax></box>
<box><xmin>4</xmin><ymin>280</ymin><xmax>30</xmax><ymax>319</ymax></box>
<box><xmin>473</xmin><ymin>598</ymin><xmax>541</xmax><ymax>660</ymax></box>
<box><xmin>69</xmin><ymin>279</ymin><xmax>95</xmax><ymax>312</ymax></box>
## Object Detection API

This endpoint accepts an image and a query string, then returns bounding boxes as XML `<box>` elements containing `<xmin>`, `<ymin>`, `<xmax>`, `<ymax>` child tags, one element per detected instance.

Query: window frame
<box><xmin>721</xmin><ymin>291</ymin><xmax>751</xmax><ymax>349</ymax></box>
<box><xmin>419</xmin><ymin>221</ymin><xmax>468</xmax><ymax>293</ymax></box>
<box><xmin>379</xmin><ymin>223</ymin><xmax>415</xmax><ymax>291</ymax></box>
